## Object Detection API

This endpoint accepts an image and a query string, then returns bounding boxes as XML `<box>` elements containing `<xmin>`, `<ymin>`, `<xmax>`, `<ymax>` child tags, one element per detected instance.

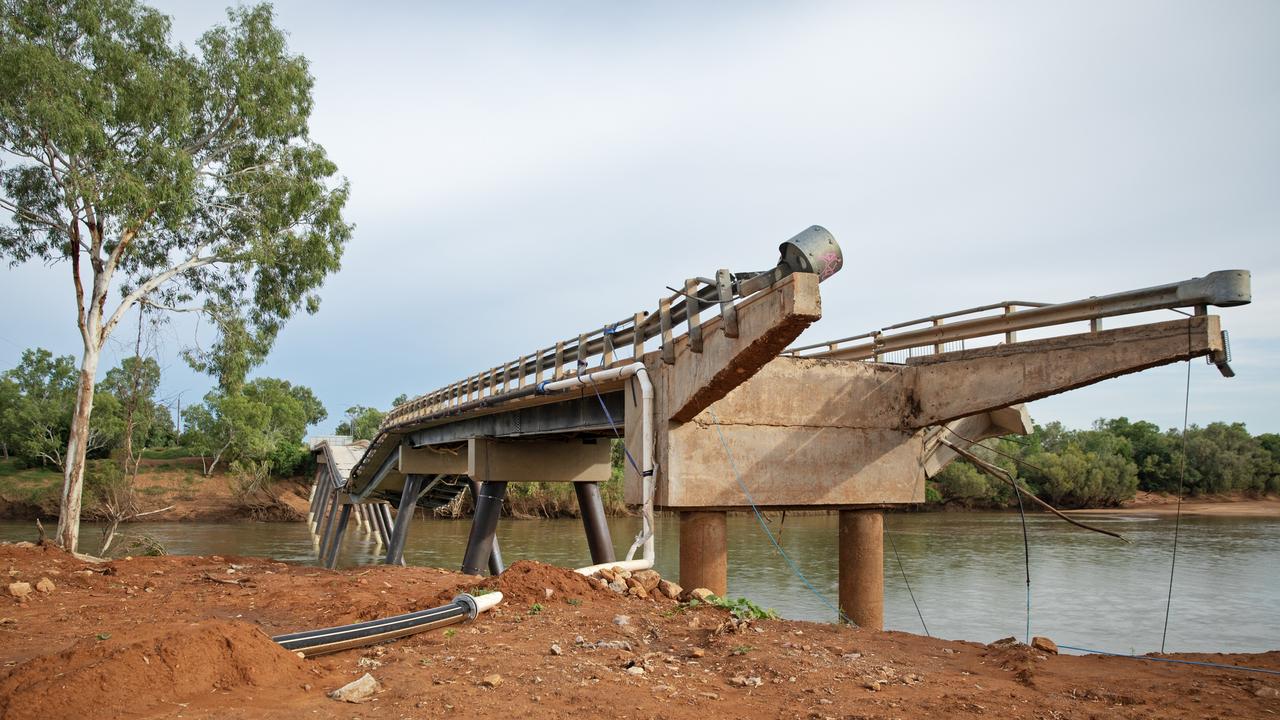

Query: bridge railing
<box><xmin>784</xmin><ymin>270</ymin><xmax>1249</xmax><ymax>362</ymax></box>
<box><xmin>382</xmin><ymin>227</ymin><xmax>844</xmax><ymax>430</ymax></box>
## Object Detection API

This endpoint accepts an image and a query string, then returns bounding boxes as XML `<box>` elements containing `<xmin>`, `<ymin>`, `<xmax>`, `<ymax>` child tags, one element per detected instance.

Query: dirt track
<box><xmin>1</xmin><ymin>542</ymin><xmax>1277</xmax><ymax>719</ymax></box>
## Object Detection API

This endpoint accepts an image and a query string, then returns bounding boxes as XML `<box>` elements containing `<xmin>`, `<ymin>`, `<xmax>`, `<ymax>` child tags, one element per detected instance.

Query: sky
<box><xmin>1</xmin><ymin>0</ymin><xmax>1277</xmax><ymax>435</ymax></box>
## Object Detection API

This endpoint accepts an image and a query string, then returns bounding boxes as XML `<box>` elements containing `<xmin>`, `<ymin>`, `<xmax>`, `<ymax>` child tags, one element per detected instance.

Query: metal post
<box><xmin>306</xmin><ymin>472</ymin><xmax>320</xmax><ymax>519</ymax></box>
<box><xmin>574</xmin><ymin>482</ymin><xmax>615</xmax><ymax>564</ymax></box>
<box><xmin>838</xmin><ymin>509</ymin><xmax>884</xmax><ymax>630</ymax></box>
<box><xmin>384</xmin><ymin>474</ymin><xmax>424</xmax><ymax>566</ymax></box>
<box><xmin>317</xmin><ymin>488</ymin><xmax>341</xmax><ymax>557</ymax></box>
<box><xmin>324</xmin><ymin>503</ymin><xmax>353</xmax><ymax>569</ymax></box>
<box><xmin>377</xmin><ymin>504</ymin><xmax>394</xmax><ymax>547</ymax></box>
<box><xmin>310</xmin><ymin>479</ymin><xmax>330</xmax><ymax>534</ymax></box>
<box><xmin>469</xmin><ymin>480</ymin><xmax>504</xmax><ymax>575</ymax></box>
<box><xmin>461</xmin><ymin>481</ymin><xmax>508</xmax><ymax>575</ymax></box>
<box><xmin>679</xmin><ymin>511</ymin><xmax>727</xmax><ymax>595</ymax></box>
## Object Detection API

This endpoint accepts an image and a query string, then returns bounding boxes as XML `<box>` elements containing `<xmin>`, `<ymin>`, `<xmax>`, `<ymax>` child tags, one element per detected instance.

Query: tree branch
<box><xmin>100</xmin><ymin>250</ymin><xmax>223</xmax><ymax>344</ymax></box>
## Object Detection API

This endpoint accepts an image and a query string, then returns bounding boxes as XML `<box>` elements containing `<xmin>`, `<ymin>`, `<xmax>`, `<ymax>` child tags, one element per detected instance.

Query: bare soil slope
<box><xmin>1</xmin><ymin>543</ymin><xmax>1276</xmax><ymax>719</ymax></box>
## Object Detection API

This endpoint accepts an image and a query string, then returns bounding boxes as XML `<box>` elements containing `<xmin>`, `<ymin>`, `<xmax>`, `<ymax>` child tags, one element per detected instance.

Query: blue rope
<box><xmin>1057</xmin><ymin>644</ymin><xmax>1280</xmax><ymax>676</ymax></box>
<box><xmin>706</xmin><ymin>407</ymin><xmax>851</xmax><ymax>623</ymax></box>
<box><xmin>585</xmin><ymin>375</ymin><xmax>643</xmax><ymax>477</ymax></box>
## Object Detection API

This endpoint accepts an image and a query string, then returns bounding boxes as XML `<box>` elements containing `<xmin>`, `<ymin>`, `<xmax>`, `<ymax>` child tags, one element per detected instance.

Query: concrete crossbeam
<box><xmin>468</xmin><ymin>437</ymin><xmax>611</xmax><ymax>483</ymax></box>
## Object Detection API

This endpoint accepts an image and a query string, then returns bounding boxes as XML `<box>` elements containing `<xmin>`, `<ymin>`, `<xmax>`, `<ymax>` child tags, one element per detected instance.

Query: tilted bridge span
<box><xmin>306</xmin><ymin>227</ymin><xmax>1250</xmax><ymax>628</ymax></box>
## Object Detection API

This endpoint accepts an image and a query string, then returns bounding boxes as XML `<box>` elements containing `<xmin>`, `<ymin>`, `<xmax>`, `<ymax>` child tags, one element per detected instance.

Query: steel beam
<box><xmin>407</xmin><ymin>393</ymin><xmax>624</xmax><ymax>448</ymax></box>
<box><xmin>324</xmin><ymin>504</ymin><xmax>353</xmax><ymax>570</ymax></box>
<box><xmin>384</xmin><ymin>474</ymin><xmax>425</xmax><ymax>566</ymax></box>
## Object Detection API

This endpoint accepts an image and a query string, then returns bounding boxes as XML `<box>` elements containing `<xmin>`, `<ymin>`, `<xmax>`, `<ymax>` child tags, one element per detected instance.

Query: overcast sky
<box><xmin>1</xmin><ymin>0</ymin><xmax>1276</xmax><ymax>434</ymax></box>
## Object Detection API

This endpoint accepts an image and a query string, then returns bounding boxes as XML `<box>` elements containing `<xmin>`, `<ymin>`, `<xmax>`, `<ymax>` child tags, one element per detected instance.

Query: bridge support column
<box><xmin>461</xmin><ymin>481</ymin><xmax>508</xmax><ymax>575</ymax></box>
<box><xmin>680</xmin><ymin>511</ymin><xmax>727</xmax><ymax>596</ymax></box>
<box><xmin>324</xmin><ymin>503</ymin><xmax>353</xmax><ymax>569</ymax></box>
<box><xmin>385</xmin><ymin>474</ymin><xmax>425</xmax><ymax>566</ymax></box>
<box><xmin>376</xmin><ymin>504</ymin><xmax>393</xmax><ymax>548</ymax></box>
<box><xmin>317</xmin><ymin>489</ymin><xmax>341</xmax><ymax>555</ymax></box>
<box><xmin>575</xmin><ymin>482</ymin><xmax>615</xmax><ymax>565</ymax></box>
<box><xmin>310</xmin><ymin>479</ymin><xmax>330</xmax><ymax>533</ymax></box>
<box><xmin>838</xmin><ymin>509</ymin><xmax>883</xmax><ymax>630</ymax></box>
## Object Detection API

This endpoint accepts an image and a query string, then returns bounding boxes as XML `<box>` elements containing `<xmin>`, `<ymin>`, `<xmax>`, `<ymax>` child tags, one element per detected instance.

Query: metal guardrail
<box><xmin>785</xmin><ymin>270</ymin><xmax>1251</xmax><ymax>362</ymax></box>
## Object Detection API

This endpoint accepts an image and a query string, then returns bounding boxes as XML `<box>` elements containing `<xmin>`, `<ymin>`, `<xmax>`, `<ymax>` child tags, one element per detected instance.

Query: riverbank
<box><xmin>0</xmin><ymin>542</ymin><xmax>1275</xmax><ymax>719</ymax></box>
<box><xmin>4</xmin><ymin>455</ymin><xmax>1277</xmax><ymax>525</ymax></box>
<box><xmin>1080</xmin><ymin>491</ymin><xmax>1280</xmax><ymax>518</ymax></box>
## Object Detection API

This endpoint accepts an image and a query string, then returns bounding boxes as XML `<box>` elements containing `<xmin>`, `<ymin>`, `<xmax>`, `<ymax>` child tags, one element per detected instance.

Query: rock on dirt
<box><xmin>480</xmin><ymin>674</ymin><xmax>503</xmax><ymax>688</ymax></box>
<box><xmin>34</xmin><ymin>577</ymin><xmax>55</xmax><ymax>594</ymax></box>
<box><xmin>329</xmin><ymin>673</ymin><xmax>381</xmax><ymax>703</ymax></box>
<box><xmin>658</xmin><ymin>579</ymin><xmax>682</xmax><ymax>599</ymax></box>
<box><xmin>7</xmin><ymin>582</ymin><xmax>32</xmax><ymax>599</ymax></box>
<box><xmin>687</xmin><ymin>587</ymin><xmax>715</xmax><ymax>602</ymax></box>
<box><xmin>1031</xmin><ymin>636</ymin><xmax>1058</xmax><ymax>654</ymax></box>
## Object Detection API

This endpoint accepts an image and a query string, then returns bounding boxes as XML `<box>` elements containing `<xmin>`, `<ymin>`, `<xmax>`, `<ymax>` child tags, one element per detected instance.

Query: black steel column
<box><xmin>377</xmin><ymin>504</ymin><xmax>394</xmax><ymax>547</ymax></box>
<box><xmin>317</xmin><ymin>488</ymin><xmax>341</xmax><ymax>558</ymax></box>
<box><xmin>308</xmin><ymin>471</ymin><xmax>324</xmax><ymax>518</ymax></box>
<box><xmin>384</xmin><ymin>474</ymin><xmax>424</xmax><ymax>566</ymax></box>
<box><xmin>574</xmin><ymin>481</ymin><xmax>616</xmax><ymax>565</ymax></box>
<box><xmin>468</xmin><ymin>479</ymin><xmax>505</xmax><ymax>575</ymax></box>
<box><xmin>324</xmin><ymin>503</ymin><xmax>353</xmax><ymax>569</ymax></box>
<box><xmin>461</xmin><ymin>481</ymin><xmax>508</xmax><ymax>575</ymax></box>
<box><xmin>312</xmin><ymin>479</ymin><xmax>331</xmax><ymax>528</ymax></box>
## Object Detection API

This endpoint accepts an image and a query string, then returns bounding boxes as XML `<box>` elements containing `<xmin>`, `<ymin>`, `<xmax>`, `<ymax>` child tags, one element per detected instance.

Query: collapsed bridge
<box><xmin>307</xmin><ymin>226</ymin><xmax>1250</xmax><ymax>628</ymax></box>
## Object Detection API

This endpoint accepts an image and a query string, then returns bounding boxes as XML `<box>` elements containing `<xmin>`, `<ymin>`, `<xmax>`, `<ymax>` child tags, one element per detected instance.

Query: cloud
<box><xmin>2</xmin><ymin>0</ymin><xmax>1276</xmax><ymax>432</ymax></box>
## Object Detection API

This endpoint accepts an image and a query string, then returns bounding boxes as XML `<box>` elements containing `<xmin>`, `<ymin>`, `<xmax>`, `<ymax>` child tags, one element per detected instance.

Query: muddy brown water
<box><xmin>2</xmin><ymin>512</ymin><xmax>1276</xmax><ymax>655</ymax></box>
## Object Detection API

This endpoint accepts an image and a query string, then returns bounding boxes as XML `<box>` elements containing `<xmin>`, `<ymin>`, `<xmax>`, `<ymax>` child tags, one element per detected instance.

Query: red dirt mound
<box><xmin>447</xmin><ymin>559</ymin><xmax>596</xmax><ymax>606</ymax></box>
<box><xmin>0</xmin><ymin>619</ymin><xmax>309</xmax><ymax>720</ymax></box>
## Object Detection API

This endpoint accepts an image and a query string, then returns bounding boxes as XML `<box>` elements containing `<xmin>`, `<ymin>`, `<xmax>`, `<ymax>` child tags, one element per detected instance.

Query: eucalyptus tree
<box><xmin>0</xmin><ymin>1</ymin><xmax>352</xmax><ymax>551</ymax></box>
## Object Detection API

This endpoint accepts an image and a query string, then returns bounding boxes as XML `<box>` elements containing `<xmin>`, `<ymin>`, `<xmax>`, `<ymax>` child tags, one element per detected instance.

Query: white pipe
<box><xmin>574</xmin><ymin>558</ymin><xmax>652</xmax><ymax>576</ymax></box>
<box><xmin>473</xmin><ymin>591</ymin><xmax>504</xmax><ymax>614</ymax></box>
<box><xmin>540</xmin><ymin>362</ymin><xmax>656</xmax><ymax>572</ymax></box>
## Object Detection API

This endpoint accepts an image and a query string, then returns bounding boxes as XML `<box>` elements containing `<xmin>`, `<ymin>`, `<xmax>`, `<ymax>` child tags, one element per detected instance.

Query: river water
<box><xmin>3</xmin><ymin>511</ymin><xmax>1276</xmax><ymax>655</ymax></box>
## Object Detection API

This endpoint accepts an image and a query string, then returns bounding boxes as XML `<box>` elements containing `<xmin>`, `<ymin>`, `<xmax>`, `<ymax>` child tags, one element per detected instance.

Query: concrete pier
<box><xmin>838</xmin><ymin>509</ymin><xmax>884</xmax><ymax>629</ymax></box>
<box><xmin>679</xmin><ymin>510</ymin><xmax>728</xmax><ymax>595</ymax></box>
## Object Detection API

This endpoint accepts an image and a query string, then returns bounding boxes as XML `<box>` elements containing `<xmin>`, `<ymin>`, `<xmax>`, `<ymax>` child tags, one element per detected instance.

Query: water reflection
<box><xmin>2</xmin><ymin>511</ymin><xmax>1275</xmax><ymax>654</ymax></box>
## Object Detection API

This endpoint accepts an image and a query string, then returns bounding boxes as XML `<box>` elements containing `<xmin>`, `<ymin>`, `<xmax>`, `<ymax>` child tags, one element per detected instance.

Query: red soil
<box><xmin>1</xmin><ymin>542</ymin><xmax>1277</xmax><ymax>719</ymax></box>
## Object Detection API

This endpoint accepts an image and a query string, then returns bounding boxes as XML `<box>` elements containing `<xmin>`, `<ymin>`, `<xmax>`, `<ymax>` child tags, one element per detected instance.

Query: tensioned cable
<box><xmin>886</xmin><ymin>528</ymin><xmax>930</xmax><ymax>636</ymax></box>
<box><xmin>1012</xmin><ymin>476</ymin><xmax>1031</xmax><ymax>644</ymax></box>
<box><xmin>1161</xmin><ymin>328</ymin><xmax>1194</xmax><ymax>653</ymax></box>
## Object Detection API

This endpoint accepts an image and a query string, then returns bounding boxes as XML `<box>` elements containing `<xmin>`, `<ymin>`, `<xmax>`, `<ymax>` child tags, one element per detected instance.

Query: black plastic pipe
<box><xmin>273</xmin><ymin>593</ymin><xmax>487</xmax><ymax>657</ymax></box>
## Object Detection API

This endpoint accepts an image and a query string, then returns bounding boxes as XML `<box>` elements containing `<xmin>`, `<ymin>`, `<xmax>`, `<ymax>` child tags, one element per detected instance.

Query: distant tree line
<box><xmin>932</xmin><ymin>418</ymin><xmax>1280</xmax><ymax>508</ymax></box>
<box><xmin>0</xmin><ymin>347</ymin><xmax>325</xmax><ymax>484</ymax></box>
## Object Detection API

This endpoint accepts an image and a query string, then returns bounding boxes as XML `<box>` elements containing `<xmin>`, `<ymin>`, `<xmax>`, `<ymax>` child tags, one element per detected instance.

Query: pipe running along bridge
<box><xmin>306</xmin><ymin>227</ymin><xmax>1251</xmax><ymax>629</ymax></box>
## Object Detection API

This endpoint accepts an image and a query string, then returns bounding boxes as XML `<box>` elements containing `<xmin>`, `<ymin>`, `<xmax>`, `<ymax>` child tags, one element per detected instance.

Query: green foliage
<box><xmin>932</xmin><ymin>416</ymin><xmax>1280</xmax><ymax>508</ymax></box>
<box><xmin>528</xmin><ymin>603</ymin><xmax>544</xmax><ymax>615</ymax></box>
<box><xmin>692</xmin><ymin>594</ymin><xmax>777</xmax><ymax>621</ymax></box>
<box><xmin>0</xmin><ymin>2</ymin><xmax>352</xmax><ymax>371</ymax></box>
<box><xmin>0</xmin><ymin>1</ymin><xmax>350</xmax><ymax>547</ymax></box>
<box><xmin>181</xmin><ymin>376</ymin><xmax>325</xmax><ymax>477</ymax></box>
<box><xmin>0</xmin><ymin>347</ymin><xmax>123</xmax><ymax>468</ymax></box>
<box><xmin>335</xmin><ymin>405</ymin><xmax>385</xmax><ymax>441</ymax></box>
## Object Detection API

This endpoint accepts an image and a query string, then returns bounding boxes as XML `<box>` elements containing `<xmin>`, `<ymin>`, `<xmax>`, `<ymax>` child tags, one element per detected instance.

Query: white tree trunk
<box><xmin>56</xmin><ymin>341</ymin><xmax>101</xmax><ymax>553</ymax></box>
